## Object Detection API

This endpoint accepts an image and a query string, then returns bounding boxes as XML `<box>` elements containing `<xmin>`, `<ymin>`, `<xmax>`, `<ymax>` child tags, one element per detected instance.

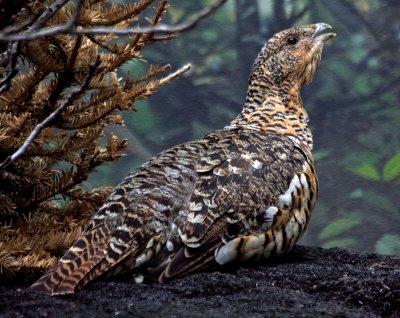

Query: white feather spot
<box><xmin>146</xmin><ymin>238</ymin><xmax>154</xmax><ymax>249</ymax></box>
<box><xmin>288</xmin><ymin>135</ymin><xmax>301</xmax><ymax>146</ymax></box>
<box><xmin>215</xmin><ymin>240</ymin><xmax>238</xmax><ymax>265</ymax></box>
<box><xmin>134</xmin><ymin>274</ymin><xmax>144</xmax><ymax>284</ymax></box>
<box><xmin>278</xmin><ymin>193</ymin><xmax>292</xmax><ymax>208</ymax></box>
<box><xmin>278</xmin><ymin>153</ymin><xmax>288</xmax><ymax>161</ymax></box>
<box><xmin>277</xmin><ymin>174</ymin><xmax>301</xmax><ymax>208</ymax></box>
<box><xmin>60</xmin><ymin>259</ymin><xmax>72</xmax><ymax>263</ymax></box>
<box><xmin>265</xmin><ymin>206</ymin><xmax>278</xmax><ymax>221</ymax></box>
<box><xmin>111</xmin><ymin>236</ymin><xmax>130</xmax><ymax>248</ymax></box>
<box><xmin>111</xmin><ymin>194</ymin><xmax>123</xmax><ymax>200</ymax></box>
<box><xmin>189</xmin><ymin>201</ymin><xmax>203</xmax><ymax>212</ymax></box>
<box><xmin>253</xmin><ymin>160</ymin><xmax>263</xmax><ymax>169</ymax></box>
<box><xmin>241</xmin><ymin>153</ymin><xmax>252</xmax><ymax>160</ymax></box>
<box><xmin>188</xmin><ymin>212</ymin><xmax>206</xmax><ymax>223</ymax></box>
<box><xmin>300</xmin><ymin>173</ymin><xmax>309</xmax><ymax>189</ymax></box>
<box><xmin>116</xmin><ymin>225</ymin><xmax>131</xmax><ymax>233</ymax></box>
<box><xmin>166</xmin><ymin>240</ymin><xmax>174</xmax><ymax>251</ymax></box>
<box><xmin>109</xmin><ymin>242</ymin><xmax>123</xmax><ymax>254</ymax></box>
<box><xmin>70</xmin><ymin>246</ymin><xmax>84</xmax><ymax>252</ymax></box>
<box><xmin>226</xmin><ymin>217</ymin><xmax>239</xmax><ymax>224</ymax></box>
<box><xmin>105</xmin><ymin>212</ymin><xmax>118</xmax><ymax>218</ymax></box>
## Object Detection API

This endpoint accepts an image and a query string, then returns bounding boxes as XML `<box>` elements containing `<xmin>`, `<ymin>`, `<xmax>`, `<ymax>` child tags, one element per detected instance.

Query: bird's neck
<box><xmin>229</xmin><ymin>74</ymin><xmax>313</xmax><ymax>149</ymax></box>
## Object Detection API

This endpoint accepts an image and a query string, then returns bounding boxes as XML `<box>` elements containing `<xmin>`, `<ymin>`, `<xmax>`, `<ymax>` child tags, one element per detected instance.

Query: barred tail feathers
<box><xmin>30</xmin><ymin>223</ymin><xmax>159</xmax><ymax>295</ymax></box>
<box><xmin>30</xmin><ymin>224</ymin><xmax>114</xmax><ymax>295</ymax></box>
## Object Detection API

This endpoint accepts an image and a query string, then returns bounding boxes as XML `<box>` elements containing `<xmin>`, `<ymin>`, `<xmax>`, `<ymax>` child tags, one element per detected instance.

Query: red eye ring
<box><xmin>287</xmin><ymin>36</ymin><xmax>299</xmax><ymax>45</ymax></box>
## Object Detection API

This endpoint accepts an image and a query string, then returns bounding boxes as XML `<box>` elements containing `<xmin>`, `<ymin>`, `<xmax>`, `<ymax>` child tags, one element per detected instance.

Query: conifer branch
<box><xmin>0</xmin><ymin>0</ymin><xmax>227</xmax><ymax>42</ymax></box>
<box><xmin>0</xmin><ymin>0</ymin><xmax>74</xmax><ymax>93</ymax></box>
<box><xmin>0</xmin><ymin>59</ymin><xmax>100</xmax><ymax>171</ymax></box>
<box><xmin>29</xmin><ymin>0</ymin><xmax>72</xmax><ymax>31</ymax></box>
<box><xmin>0</xmin><ymin>0</ymin><xmax>201</xmax><ymax>277</ymax></box>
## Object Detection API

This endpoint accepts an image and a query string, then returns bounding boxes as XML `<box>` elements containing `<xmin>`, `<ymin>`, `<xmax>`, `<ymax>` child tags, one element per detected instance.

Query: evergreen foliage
<box><xmin>0</xmin><ymin>0</ymin><xmax>186</xmax><ymax>277</ymax></box>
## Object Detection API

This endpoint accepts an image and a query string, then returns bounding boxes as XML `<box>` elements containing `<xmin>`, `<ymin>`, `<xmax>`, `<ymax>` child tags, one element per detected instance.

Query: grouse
<box><xmin>31</xmin><ymin>23</ymin><xmax>335</xmax><ymax>295</ymax></box>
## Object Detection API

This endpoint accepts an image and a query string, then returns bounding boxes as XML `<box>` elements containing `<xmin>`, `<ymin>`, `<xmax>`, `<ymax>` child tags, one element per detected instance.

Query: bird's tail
<box><xmin>30</xmin><ymin>223</ymin><xmax>137</xmax><ymax>296</ymax></box>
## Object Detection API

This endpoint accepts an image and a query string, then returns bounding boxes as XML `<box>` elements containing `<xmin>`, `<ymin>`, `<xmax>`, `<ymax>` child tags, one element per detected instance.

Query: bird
<box><xmin>31</xmin><ymin>23</ymin><xmax>335</xmax><ymax>295</ymax></box>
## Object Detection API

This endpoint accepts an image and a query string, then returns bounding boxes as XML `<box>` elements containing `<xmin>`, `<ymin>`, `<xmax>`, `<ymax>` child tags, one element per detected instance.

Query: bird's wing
<box><xmin>161</xmin><ymin>130</ymin><xmax>313</xmax><ymax>281</ymax></box>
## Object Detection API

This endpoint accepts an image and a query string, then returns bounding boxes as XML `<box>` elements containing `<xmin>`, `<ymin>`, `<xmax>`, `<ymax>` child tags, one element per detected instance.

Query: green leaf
<box><xmin>323</xmin><ymin>238</ymin><xmax>358</xmax><ymax>249</ymax></box>
<box><xmin>350</xmin><ymin>163</ymin><xmax>380</xmax><ymax>181</ymax></box>
<box><xmin>319</xmin><ymin>214</ymin><xmax>362</xmax><ymax>240</ymax></box>
<box><xmin>383</xmin><ymin>152</ymin><xmax>400</xmax><ymax>181</ymax></box>
<box><xmin>375</xmin><ymin>234</ymin><xmax>400</xmax><ymax>255</ymax></box>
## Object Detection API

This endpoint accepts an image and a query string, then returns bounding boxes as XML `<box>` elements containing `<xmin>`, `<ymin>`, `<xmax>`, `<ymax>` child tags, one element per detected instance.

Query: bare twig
<box><xmin>0</xmin><ymin>59</ymin><xmax>100</xmax><ymax>171</ymax></box>
<box><xmin>156</xmin><ymin>64</ymin><xmax>191</xmax><ymax>85</ymax></box>
<box><xmin>0</xmin><ymin>0</ymin><xmax>227</xmax><ymax>42</ymax></box>
<box><xmin>29</xmin><ymin>0</ymin><xmax>71</xmax><ymax>31</ymax></box>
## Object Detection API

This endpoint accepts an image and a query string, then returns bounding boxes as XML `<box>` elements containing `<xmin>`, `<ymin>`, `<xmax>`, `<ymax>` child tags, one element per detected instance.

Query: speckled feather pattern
<box><xmin>31</xmin><ymin>23</ymin><xmax>332</xmax><ymax>295</ymax></box>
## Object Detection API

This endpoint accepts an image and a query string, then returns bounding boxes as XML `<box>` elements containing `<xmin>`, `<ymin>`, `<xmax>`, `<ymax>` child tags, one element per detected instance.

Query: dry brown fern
<box><xmin>0</xmin><ymin>0</ymin><xmax>197</xmax><ymax>279</ymax></box>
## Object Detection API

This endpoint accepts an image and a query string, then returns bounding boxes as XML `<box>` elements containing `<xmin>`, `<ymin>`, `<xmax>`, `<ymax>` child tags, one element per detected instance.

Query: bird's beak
<box><xmin>312</xmin><ymin>23</ymin><xmax>336</xmax><ymax>45</ymax></box>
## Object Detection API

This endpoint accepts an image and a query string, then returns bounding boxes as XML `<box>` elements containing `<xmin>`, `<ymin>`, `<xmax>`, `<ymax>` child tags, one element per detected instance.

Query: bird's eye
<box><xmin>287</xmin><ymin>36</ymin><xmax>299</xmax><ymax>45</ymax></box>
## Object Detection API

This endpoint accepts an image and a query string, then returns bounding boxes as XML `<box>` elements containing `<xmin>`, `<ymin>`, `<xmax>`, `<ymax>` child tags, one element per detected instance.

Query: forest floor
<box><xmin>0</xmin><ymin>246</ymin><xmax>399</xmax><ymax>317</ymax></box>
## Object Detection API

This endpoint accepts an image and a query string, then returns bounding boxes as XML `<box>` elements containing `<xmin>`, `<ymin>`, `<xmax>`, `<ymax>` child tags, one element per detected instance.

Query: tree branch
<box><xmin>0</xmin><ymin>0</ymin><xmax>74</xmax><ymax>92</ymax></box>
<box><xmin>28</xmin><ymin>0</ymin><xmax>72</xmax><ymax>31</ymax></box>
<box><xmin>0</xmin><ymin>0</ymin><xmax>227</xmax><ymax>42</ymax></box>
<box><xmin>0</xmin><ymin>59</ymin><xmax>100</xmax><ymax>171</ymax></box>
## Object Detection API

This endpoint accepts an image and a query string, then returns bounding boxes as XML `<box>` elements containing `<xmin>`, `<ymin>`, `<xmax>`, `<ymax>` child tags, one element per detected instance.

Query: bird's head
<box><xmin>253</xmin><ymin>23</ymin><xmax>336</xmax><ymax>86</ymax></box>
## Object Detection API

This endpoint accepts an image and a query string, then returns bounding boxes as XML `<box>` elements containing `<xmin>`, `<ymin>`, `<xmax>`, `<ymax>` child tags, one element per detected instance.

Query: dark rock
<box><xmin>1</xmin><ymin>246</ymin><xmax>399</xmax><ymax>317</ymax></box>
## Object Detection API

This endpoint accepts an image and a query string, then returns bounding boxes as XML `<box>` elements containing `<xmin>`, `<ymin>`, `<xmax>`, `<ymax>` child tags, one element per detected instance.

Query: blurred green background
<box><xmin>87</xmin><ymin>0</ymin><xmax>400</xmax><ymax>255</ymax></box>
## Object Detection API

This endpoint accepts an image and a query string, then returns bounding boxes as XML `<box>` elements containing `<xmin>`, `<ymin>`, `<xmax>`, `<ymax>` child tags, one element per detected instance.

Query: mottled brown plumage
<box><xmin>31</xmin><ymin>23</ymin><xmax>335</xmax><ymax>295</ymax></box>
